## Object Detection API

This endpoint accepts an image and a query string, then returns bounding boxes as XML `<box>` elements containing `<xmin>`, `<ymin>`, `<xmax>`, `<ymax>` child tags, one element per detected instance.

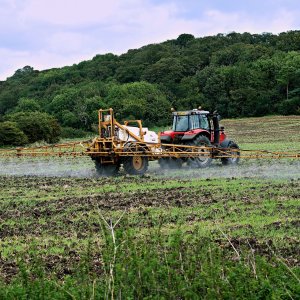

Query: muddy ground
<box><xmin>0</xmin><ymin>165</ymin><xmax>299</xmax><ymax>282</ymax></box>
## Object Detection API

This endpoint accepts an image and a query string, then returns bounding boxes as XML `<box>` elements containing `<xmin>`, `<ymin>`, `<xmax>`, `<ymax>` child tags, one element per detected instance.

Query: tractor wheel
<box><xmin>221</xmin><ymin>142</ymin><xmax>240</xmax><ymax>166</ymax></box>
<box><xmin>186</xmin><ymin>135</ymin><xmax>212</xmax><ymax>168</ymax></box>
<box><xmin>159</xmin><ymin>158</ymin><xmax>183</xmax><ymax>169</ymax></box>
<box><xmin>123</xmin><ymin>155</ymin><xmax>149</xmax><ymax>175</ymax></box>
<box><xmin>94</xmin><ymin>159</ymin><xmax>120</xmax><ymax>176</ymax></box>
<box><xmin>122</xmin><ymin>143</ymin><xmax>149</xmax><ymax>175</ymax></box>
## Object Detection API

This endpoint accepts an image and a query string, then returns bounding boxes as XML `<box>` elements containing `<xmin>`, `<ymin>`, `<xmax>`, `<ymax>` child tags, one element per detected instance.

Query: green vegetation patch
<box><xmin>0</xmin><ymin>175</ymin><xmax>299</xmax><ymax>298</ymax></box>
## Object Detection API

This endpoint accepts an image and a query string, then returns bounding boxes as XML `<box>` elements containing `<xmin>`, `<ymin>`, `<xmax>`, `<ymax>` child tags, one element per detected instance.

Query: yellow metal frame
<box><xmin>1</xmin><ymin>142</ymin><xmax>298</xmax><ymax>160</ymax></box>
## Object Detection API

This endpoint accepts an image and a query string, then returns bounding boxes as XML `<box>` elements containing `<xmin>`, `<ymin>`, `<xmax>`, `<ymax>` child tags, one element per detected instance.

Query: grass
<box><xmin>0</xmin><ymin>176</ymin><xmax>299</xmax><ymax>298</ymax></box>
<box><xmin>0</xmin><ymin>115</ymin><xmax>299</xmax><ymax>299</ymax></box>
<box><xmin>221</xmin><ymin>115</ymin><xmax>300</xmax><ymax>144</ymax></box>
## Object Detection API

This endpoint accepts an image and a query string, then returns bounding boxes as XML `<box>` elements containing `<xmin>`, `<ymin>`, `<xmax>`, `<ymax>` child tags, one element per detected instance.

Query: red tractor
<box><xmin>159</xmin><ymin>108</ymin><xmax>240</xmax><ymax>168</ymax></box>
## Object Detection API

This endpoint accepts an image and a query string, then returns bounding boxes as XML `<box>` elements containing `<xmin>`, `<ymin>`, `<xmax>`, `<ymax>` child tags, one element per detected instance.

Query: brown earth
<box><xmin>0</xmin><ymin>176</ymin><xmax>299</xmax><ymax>283</ymax></box>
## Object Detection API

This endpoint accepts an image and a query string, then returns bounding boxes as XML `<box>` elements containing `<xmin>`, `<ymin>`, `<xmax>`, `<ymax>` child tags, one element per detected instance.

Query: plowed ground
<box><xmin>0</xmin><ymin>175</ymin><xmax>299</xmax><ymax>282</ymax></box>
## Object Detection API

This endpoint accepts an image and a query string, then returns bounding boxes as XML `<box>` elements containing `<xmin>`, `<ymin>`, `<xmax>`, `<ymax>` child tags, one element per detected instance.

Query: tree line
<box><xmin>0</xmin><ymin>31</ymin><xmax>299</xmax><ymax>145</ymax></box>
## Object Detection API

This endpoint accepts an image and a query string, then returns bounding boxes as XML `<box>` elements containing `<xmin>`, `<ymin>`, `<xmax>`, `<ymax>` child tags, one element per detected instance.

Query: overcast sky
<box><xmin>0</xmin><ymin>0</ymin><xmax>299</xmax><ymax>80</ymax></box>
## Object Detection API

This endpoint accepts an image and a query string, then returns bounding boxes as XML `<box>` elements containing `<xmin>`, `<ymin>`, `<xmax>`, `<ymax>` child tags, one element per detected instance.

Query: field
<box><xmin>0</xmin><ymin>115</ymin><xmax>299</xmax><ymax>299</ymax></box>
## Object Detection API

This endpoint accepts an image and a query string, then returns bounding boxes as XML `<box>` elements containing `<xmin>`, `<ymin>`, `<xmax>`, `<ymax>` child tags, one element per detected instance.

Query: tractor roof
<box><xmin>172</xmin><ymin>109</ymin><xmax>210</xmax><ymax>116</ymax></box>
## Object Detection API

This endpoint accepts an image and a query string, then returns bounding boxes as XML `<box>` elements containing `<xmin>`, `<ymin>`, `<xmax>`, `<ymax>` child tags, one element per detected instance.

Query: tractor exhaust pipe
<box><xmin>212</xmin><ymin>112</ymin><xmax>220</xmax><ymax>145</ymax></box>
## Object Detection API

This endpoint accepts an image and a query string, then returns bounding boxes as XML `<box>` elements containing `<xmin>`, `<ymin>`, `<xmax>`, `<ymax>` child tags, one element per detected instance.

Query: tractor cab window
<box><xmin>173</xmin><ymin>115</ymin><xmax>189</xmax><ymax>131</ymax></box>
<box><xmin>190</xmin><ymin>114</ymin><xmax>200</xmax><ymax>130</ymax></box>
<box><xmin>173</xmin><ymin>114</ymin><xmax>210</xmax><ymax>132</ymax></box>
<box><xmin>200</xmin><ymin>114</ymin><xmax>210</xmax><ymax>130</ymax></box>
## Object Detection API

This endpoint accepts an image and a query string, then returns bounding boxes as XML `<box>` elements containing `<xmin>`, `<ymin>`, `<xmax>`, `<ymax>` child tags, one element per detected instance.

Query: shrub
<box><xmin>6</xmin><ymin>112</ymin><xmax>61</xmax><ymax>144</ymax></box>
<box><xmin>0</xmin><ymin>121</ymin><xmax>28</xmax><ymax>146</ymax></box>
<box><xmin>14</xmin><ymin>98</ymin><xmax>41</xmax><ymax>112</ymax></box>
<box><xmin>277</xmin><ymin>97</ymin><xmax>300</xmax><ymax>115</ymax></box>
<box><xmin>60</xmin><ymin>127</ymin><xmax>91</xmax><ymax>138</ymax></box>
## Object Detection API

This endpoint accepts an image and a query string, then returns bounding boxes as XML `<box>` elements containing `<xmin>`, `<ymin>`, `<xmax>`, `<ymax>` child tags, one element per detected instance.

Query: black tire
<box><xmin>159</xmin><ymin>158</ymin><xmax>183</xmax><ymax>169</ymax></box>
<box><xmin>123</xmin><ymin>156</ymin><xmax>148</xmax><ymax>175</ymax></box>
<box><xmin>94</xmin><ymin>158</ymin><xmax>120</xmax><ymax>176</ymax></box>
<box><xmin>122</xmin><ymin>143</ymin><xmax>149</xmax><ymax>175</ymax></box>
<box><xmin>221</xmin><ymin>142</ymin><xmax>240</xmax><ymax>166</ymax></box>
<box><xmin>186</xmin><ymin>135</ymin><xmax>212</xmax><ymax>168</ymax></box>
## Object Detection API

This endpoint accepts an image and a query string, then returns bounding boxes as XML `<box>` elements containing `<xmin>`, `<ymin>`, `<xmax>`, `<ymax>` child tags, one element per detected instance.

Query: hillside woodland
<box><xmin>0</xmin><ymin>31</ymin><xmax>299</xmax><ymax>144</ymax></box>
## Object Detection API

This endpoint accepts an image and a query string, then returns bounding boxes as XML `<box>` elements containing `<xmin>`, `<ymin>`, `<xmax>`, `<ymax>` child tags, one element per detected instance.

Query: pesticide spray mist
<box><xmin>0</xmin><ymin>158</ymin><xmax>299</xmax><ymax>180</ymax></box>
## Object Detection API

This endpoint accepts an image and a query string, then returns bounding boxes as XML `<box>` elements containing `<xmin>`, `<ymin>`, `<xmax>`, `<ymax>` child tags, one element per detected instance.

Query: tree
<box><xmin>196</xmin><ymin>66</ymin><xmax>229</xmax><ymax>115</ymax></box>
<box><xmin>1</xmin><ymin>30</ymin><xmax>300</xmax><ymax>132</ymax></box>
<box><xmin>60</xmin><ymin>110</ymin><xmax>79</xmax><ymax>127</ymax></box>
<box><xmin>6</xmin><ymin>112</ymin><xmax>61</xmax><ymax>143</ymax></box>
<box><xmin>0</xmin><ymin>121</ymin><xmax>28</xmax><ymax>146</ymax></box>
<box><xmin>142</xmin><ymin>57</ymin><xmax>185</xmax><ymax>94</ymax></box>
<box><xmin>106</xmin><ymin>82</ymin><xmax>171</xmax><ymax>126</ymax></box>
<box><xmin>277</xmin><ymin>97</ymin><xmax>300</xmax><ymax>115</ymax></box>
<box><xmin>211</xmin><ymin>44</ymin><xmax>272</xmax><ymax>66</ymax></box>
<box><xmin>175</xmin><ymin>76</ymin><xmax>204</xmax><ymax>110</ymax></box>
<box><xmin>0</xmin><ymin>84</ymin><xmax>22</xmax><ymax>114</ymax></box>
<box><xmin>47</xmin><ymin>87</ymin><xmax>105</xmax><ymax>130</ymax></box>
<box><xmin>115</xmin><ymin>64</ymin><xmax>142</xmax><ymax>83</ymax></box>
<box><xmin>276</xmin><ymin>31</ymin><xmax>300</xmax><ymax>51</ymax></box>
<box><xmin>14</xmin><ymin>98</ymin><xmax>41</xmax><ymax>112</ymax></box>
<box><xmin>176</xmin><ymin>34</ymin><xmax>195</xmax><ymax>47</ymax></box>
<box><xmin>90</xmin><ymin>53</ymin><xmax>119</xmax><ymax>80</ymax></box>
<box><xmin>277</xmin><ymin>51</ymin><xmax>300</xmax><ymax>101</ymax></box>
<box><xmin>12</xmin><ymin>66</ymin><xmax>35</xmax><ymax>79</ymax></box>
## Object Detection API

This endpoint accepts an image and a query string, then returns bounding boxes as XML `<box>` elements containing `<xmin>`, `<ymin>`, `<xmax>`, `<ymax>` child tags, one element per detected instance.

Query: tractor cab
<box><xmin>172</xmin><ymin>110</ymin><xmax>210</xmax><ymax>132</ymax></box>
<box><xmin>160</xmin><ymin>108</ymin><xmax>226</xmax><ymax>145</ymax></box>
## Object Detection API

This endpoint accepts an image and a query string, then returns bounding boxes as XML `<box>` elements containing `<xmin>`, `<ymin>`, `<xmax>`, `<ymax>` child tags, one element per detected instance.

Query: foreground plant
<box><xmin>1</xmin><ymin>216</ymin><xmax>299</xmax><ymax>300</ymax></box>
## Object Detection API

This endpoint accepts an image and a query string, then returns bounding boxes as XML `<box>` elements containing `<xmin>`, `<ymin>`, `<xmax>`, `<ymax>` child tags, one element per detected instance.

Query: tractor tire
<box><xmin>122</xmin><ymin>143</ymin><xmax>149</xmax><ymax>175</ymax></box>
<box><xmin>159</xmin><ymin>158</ymin><xmax>183</xmax><ymax>169</ymax></box>
<box><xmin>123</xmin><ymin>156</ymin><xmax>149</xmax><ymax>175</ymax></box>
<box><xmin>94</xmin><ymin>159</ymin><xmax>120</xmax><ymax>176</ymax></box>
<box><xmin>186</xmin><ymin>135</ymin><xmax>212</xmax><ymax>168</ymax></box>
<box><xmin>221</xmin><ymin>142</ymin><xmax>240</xmax><ymax>166</ymax></box>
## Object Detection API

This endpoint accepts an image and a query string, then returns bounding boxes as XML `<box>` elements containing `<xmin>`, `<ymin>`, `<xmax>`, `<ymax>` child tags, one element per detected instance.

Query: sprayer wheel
<box><xmin>186</xmin><ymin>135</ymin><xmax>212</xmax><ymax>168</ymax></box>
<box><xmin>123</xmin><ymin>156</ymin><xmax>149</xmax><ymax>175</ymax></box>
<box><xmin>122</xmin><ymin>143</ymin><xmax>149</xmax><ymax>175</ymax></box>
<box><xmin>94</xmin><ymin>159</ymin><xmax>120</xmax><ymax>176</ymax></box>
<box><xmin>221</xmin><ymin>142</ymin><xmax>240</xmax><ymax>166</ymax></box>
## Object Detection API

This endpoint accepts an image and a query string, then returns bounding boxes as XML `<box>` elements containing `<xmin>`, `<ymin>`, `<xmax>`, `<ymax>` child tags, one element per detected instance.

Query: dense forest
<box><xmin>0</xmin><ymin>31</ymin><xmax>300</xmax><ymax>145</ymax></box>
